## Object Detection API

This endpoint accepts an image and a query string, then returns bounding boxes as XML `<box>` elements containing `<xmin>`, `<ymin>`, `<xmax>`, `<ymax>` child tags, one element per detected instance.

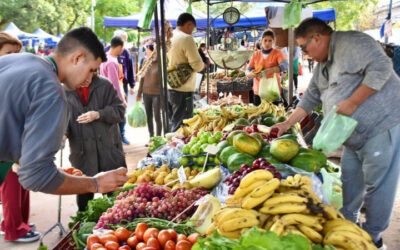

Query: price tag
<box><xmin>178</xmin><ymin>166</ymin><xmax>187</xmax><ymax>184</ymax></box>
<box><xmin>195</xmin><ymin>195</ymin><xmax>211</xmax><ymax>206</ymax></box>
<box><xmin>204</xmin><ymin>145</ymin><xmax>219</xmax><ymax>155</ymax></box>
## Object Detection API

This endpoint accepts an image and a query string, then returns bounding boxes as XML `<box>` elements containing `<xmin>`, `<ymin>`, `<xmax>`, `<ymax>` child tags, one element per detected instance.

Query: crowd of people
<box><xmin>0</xmin><ymin>13</ymin><xmax>399</xmax><ymax>249</ymax></box>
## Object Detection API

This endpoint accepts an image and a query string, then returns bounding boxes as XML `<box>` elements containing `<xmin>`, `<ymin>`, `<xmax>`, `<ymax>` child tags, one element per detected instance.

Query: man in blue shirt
<box><xmin>0</xmin><ymin>27</ymin><xmax>128</xmax><ymax>195</ymax></box>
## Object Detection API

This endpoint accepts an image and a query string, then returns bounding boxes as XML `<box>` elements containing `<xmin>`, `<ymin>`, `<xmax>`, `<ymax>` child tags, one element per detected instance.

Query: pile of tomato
<box><xmin>86</xmin><ymin>223</ymin><xmax>201</xmax><ymax>250</ymax></box>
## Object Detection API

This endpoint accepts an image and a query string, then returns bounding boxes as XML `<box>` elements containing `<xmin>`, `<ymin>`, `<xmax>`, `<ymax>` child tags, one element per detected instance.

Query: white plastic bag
<box><xmin>258</xmin><ymin>73</ymin><xmax>281</xmax><ymax>102</ymax></box>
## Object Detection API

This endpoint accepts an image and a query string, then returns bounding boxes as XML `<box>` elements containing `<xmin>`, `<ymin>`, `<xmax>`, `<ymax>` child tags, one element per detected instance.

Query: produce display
<box><xmin>207</xmin><ymin>170</ymin><xmax>377</xmax><ymax>249</ymax></box>
<box><xmin>65</xmin><ymin>101</ymin><xmax>376</xmax><ymax>250</ymax></box>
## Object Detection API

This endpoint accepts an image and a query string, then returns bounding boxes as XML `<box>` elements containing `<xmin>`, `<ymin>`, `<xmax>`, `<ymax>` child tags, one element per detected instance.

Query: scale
<box><xmin>223</xmin><ymin>6</ymin><xmax>240</xmax><ymax>26</ymax></box>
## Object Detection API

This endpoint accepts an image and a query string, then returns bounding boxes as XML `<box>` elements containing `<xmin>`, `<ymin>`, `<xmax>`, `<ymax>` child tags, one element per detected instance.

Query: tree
<box><xmin>313</xmin><ymin>0</ymin><xmax>378</xmax><ymax>31</ymax></box>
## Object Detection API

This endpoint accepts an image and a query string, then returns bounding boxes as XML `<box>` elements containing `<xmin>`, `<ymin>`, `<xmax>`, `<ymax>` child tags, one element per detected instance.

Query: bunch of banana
<box><xmin>176</xmin><ymin>126</ymin><xmax>193</xmax><ymax>137</ymax></box>
<box><xmin>209</xmin><ymin>206</ymin><xmax>261</xmax><ymax>239</ymax></box>
<box><xmin>323</xmin><ymin>219</ymin><xmax>377</xmax><ymax>249</ymax></box>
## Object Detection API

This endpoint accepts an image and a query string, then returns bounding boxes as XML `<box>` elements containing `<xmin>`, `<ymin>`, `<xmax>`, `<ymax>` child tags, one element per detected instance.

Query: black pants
<box><xmin>293</xmin><ymin>74</ymin><xmax>298</xmax><ymax>90</ymax></box>
<box><xmin>168</xmin><ymin>90</ymin><xmax>194</xmax><ymax>132</ymax></box>
<box><xmin>77</xmin><ymin>192</ymin><xmax>113</xmax><ymax>212</ymax></box>
<box><xmin>143</xmin><ymin>94</ymin><xmax>162</xmax><ymax>137</ymax></box>
<box><xmin>253</xmin><ymin>94</ymin><xmax>261</xmax><ymax>106</ymax></box>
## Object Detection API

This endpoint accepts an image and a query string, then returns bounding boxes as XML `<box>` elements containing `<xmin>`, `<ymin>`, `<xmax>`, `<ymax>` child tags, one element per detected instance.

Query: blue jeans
<box><xmin>340</xmin><ymin>123</ymin><xmax>400</xmax><ymax>242</ymax></box>
<box><xmin>119</xmin><ymin>117</ymin><xmax>127</xmax><ymax>138</ymax></box>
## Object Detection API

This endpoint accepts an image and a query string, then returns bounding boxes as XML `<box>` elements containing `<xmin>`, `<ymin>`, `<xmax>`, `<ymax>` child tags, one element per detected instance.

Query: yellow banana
<box><xmin>220</xmin><ymin>216</ymin><xmax>260</xmax><ymax>232</ymax></box>
<box><xmin>217</xmin><ymin>228</ymin><xmax>242</xmax><ymax>239</ymax></box>
<box><xmin>260</xmin><ymin>202</ymin><xmax>308</xmax><ymax>215</ymax></box>
<box><xmin>206</xmin><ymin>223</ymin><xmax>216</xmax><ymax>236</ymax></box>
<box><xmin>249</xmin><ymin>178</ymin><xmax>280</xmax><ymax>198</ymax></box>
<box><xmin>324</xmin><ymin>230</ymin><xmax>376</xmax><ymax>250</ymax></box>
<box><xmin>183</xmin><ymin>115</ymin><xmax>199</xmax><ymax>125</ymax></box>
<box><xmin>269</xmin><ymin>219</ymin><xmax>285</xmax><ymax>236</ymax></box>
<box><xmin>323</xmin><ymin>219</ymin><xmax>372</xmax><ymax>242</ymax></box>
<box><xmin>263</xmin><ymin>193</ymin><xmax>308</xmax><ymax>207</ymax></box>
<box><xmin>323</xmin><ymin>231</ymin><xmax>373</xmax><ymax>250</ymax></box>
<box><xmin>233</xmin><ymin>180</ymin><xmax>267</xmax><ymax>199</ymax></box>
<box><xmin>285</xmin><ymin>225</ymin><xmax>307</xmax><ymax>238</ymax></box>
<box><xmin>264</xmin><ymin>215</ymin><xmax>280</xmax><ymax>231</ymax></box>
<box><xmin>242</xmin><ymin>191</ymin><xmax>274</xmax><ymax>209</ymax></box>
<box><xmin>239</xmin><ymin>170</ymin><xmax>273</xmax><ymax>189</ymax></box>
<box><xmin>297</xmin><ymin>224</ymin><xmax>323</xmax><ymax>243</ymax></box>
<box><xmin>320</xmin><ymin>203</ymin><xmax>345</xmax><ymax>220</ymax></box>
<box><xmin>217</xmin><ymin>208</ymin><xmax>258</xmax><ymax>225</ymax></box>
<box><xmin>280</xmin><ymin>213</ymin><xmax>325</xmax><ymax>231</ymax></box>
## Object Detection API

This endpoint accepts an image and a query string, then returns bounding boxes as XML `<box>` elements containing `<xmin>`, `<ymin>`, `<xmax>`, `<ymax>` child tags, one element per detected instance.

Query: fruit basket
<box><xmin>208</xmin><ymin>50</ymin><xmax>253</xmax><ymax>70</ymax></box>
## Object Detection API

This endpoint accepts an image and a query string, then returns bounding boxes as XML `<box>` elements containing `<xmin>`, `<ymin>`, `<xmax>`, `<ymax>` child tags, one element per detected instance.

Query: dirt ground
<box><xmin>0</xmin><ymin>67</ymin><xmax>399</xmax><ymax>249</ymax></box>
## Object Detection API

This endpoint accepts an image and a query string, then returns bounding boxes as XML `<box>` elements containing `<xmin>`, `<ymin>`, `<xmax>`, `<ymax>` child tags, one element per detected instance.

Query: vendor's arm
<box><xmin>264</xmin><ymin>50</ymin><xmax>288</xmax><ymax>75</ymax></box>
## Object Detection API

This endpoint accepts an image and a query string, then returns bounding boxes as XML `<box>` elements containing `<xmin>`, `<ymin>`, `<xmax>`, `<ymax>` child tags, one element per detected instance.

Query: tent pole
<box><xmin>206</xmin><ymin>0</ymin><xmax>210</xmax><ymax>104</ymax></box>
<box><xmin>288</xmin><ymin>28</ymin><xmax>294</xmax><ymax>106</ymax></box>
<box><xmin>154</xmin><ymin>3</ymin><xmax>169</xmax><ymax>135</ymax></box>
<box><xmin>160</xmin><ymin>0</ymin><xmax>170</xmax><ymax>133</ymax></box>
<box><xmin>103</xmin><ymin>27</ymin><xmax>106</xmax><ymax>43</ymax></box>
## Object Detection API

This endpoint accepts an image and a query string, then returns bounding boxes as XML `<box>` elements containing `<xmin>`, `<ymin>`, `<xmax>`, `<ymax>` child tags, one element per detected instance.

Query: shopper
<box><xmin>272</xmin><ymin>18</ymin><xmax>400</xmax><ymax>249</ymax></box>
<box><xmin>0</xmin><ymin>27</ymin><xmax>128</xmax><ymax>196</ymax></box>
<box><xmin>246</xmin><ymin>30</ymin><xmax>288</xmax><ymax>106</ymax></box>
<box><xmin>105</xmin><ymin>30</ymin><xmax>135</xmax><ymax>98</ymax></box>
<box><xmin>167</xmin><ymin>13</ymin><xmax>205</xmax><ymax>132</ymax></box>
<box><xmin>0</xmin><ymin>32</ymin><xmax>40</xmax><ymax>243</ymax></box>
<box><xmin>137</xmin><ymin>43</ymin><xmax>163</xmax><ymax>138</ymax></box>
<box><xmin>65</xmin><ymin>75</ymin><xmax>126</xmax><ymax>212</ymax></box>
<box><xmin>100</xmin><ymin>36</ymin><xmax>130</xmax><ymax>145</ymax></box>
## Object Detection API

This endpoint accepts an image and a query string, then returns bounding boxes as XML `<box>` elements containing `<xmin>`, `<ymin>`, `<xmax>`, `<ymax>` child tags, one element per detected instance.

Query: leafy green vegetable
<box><xmin>193</xmin><ymin>227</ymin><xmax>330</xmax><ymax>250</ymax></box>
<box><xmin>149</xmin><ymin>136</ymin><xmax>167</xmax><ymax>153</ymax></box>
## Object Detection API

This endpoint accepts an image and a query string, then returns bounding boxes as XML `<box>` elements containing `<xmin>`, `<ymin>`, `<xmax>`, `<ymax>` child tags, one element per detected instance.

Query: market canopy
<box><xmin>3</xmin><ymin>22</ymin><xmax>38</xmax><ymax>39</ymax></box>
<box><xmin>33</xmin><ymin>28</ymin><xmax>61</xmax><ymax>43</ymax></box>
<box><xmin>103</xmin><ymin>0</ymin><xmax>207</xmax><ymax>29</ymax></box>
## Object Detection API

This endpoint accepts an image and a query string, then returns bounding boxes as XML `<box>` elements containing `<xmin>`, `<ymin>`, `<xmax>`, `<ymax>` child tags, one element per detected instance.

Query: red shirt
<box><xmin>77</xmin><ymin>87</ymin><xmax>90</xmax><ymax>106</ymax></box>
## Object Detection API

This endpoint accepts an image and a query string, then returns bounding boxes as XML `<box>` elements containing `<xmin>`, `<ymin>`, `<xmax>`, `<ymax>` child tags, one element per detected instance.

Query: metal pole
<box><xmin>154</xmin><ymin>4</ymin><xmax>169</xmax><ymax>135</ymax></box>
<box><xmin>206</xmin><ymin>0</ymin><xmax>210</xmax><ymax>104</ymax></box>
<box><xmin>91</xmin><ymin>0</ymin><xmax>96</xmax><ymax>31</ymax></box>
<box><xmin>160</xmin><ymin>0</ymin><xmax>170</xmax><ymax>133</ymax></box>
<box><xmin>288</xmin><ymin>28</ymin><xmax>294</xmax><ymax>106</ymax></box>
<box><xmin>385</xmin><ymin>0</ymin><xmax>393</xmax><ymax>43</ymax></box>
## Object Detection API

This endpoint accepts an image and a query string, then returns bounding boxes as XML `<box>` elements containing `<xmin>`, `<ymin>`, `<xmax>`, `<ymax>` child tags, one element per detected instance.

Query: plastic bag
<box><xmin>128</xmin><ymin>102</ymin><xmax>147</xmax><ymax>128</ymax></box>
<box><xmin>210</xmin><ymin>166</ymin><xmax>234</xmax><ymax>204</ymax></box>
<box><xmin>282</xmin><ymin>0</ymin><xmax>302</xmax><ymax>30</ymax></box>
<box><xmin>313</xmin><ymin>106</ymin><xmax>358</xmax><ymax>152</ymax></box>
<box><xmin>320</xmin><ymin>166</ymin><xmax>343</xmax><ymax>209</ymax></box>
<box><xmin>258</xmin><ymin>72</ymin><xmax>281</xmax><ymax>102</ymax></box>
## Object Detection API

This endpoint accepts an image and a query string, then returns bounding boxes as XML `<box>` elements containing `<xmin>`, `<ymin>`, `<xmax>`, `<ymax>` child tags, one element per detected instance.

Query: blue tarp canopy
<box><xmin>3</xmin><ymin>22</ymin><xmax>38</xmax><ymax>39</ymax></box>
<box><xmin>32</xmin><ymin>28</ymin><xmax>61</xmax><ymax>44</ymax></box>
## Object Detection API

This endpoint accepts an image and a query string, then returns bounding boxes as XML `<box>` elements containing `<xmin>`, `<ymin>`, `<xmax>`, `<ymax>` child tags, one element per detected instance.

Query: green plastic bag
<box><xmin>138</xmin><ymin>0</ymin><xmax>157</xmax><ymax>29</ymax></box>
<box><xmin>320</xmin><ymin>166</ymin><xmax>343</xmax><ymax>209</ymax></box>
<box><xmin>259</xmin><ymin>72</ymin><xmax>281</xmax><ymax>102</ymax></box>
<box><xmin>282</xmin><ymin>0</ymin><xmax>302</xmax><ymax>30</ymax></box>
<box><xmin>313</xmin><ymin>106</ymin><xmax>358</xmax><ymax>152</ymax></box>
<box><xmin>128</xmin><ymin>102</ymin><xmax>147</xmax><ymax>128</ymax></box>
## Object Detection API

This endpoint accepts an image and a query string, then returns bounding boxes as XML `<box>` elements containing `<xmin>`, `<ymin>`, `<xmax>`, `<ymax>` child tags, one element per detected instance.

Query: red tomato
<box><xmin>118</xmin><ymin>246</ymin><xmax>131</xmax><ymax>250</ymax></box>
<box><xmin>146</xmin><ymin>237</ymin><xmax>161</xmax><ymax>250</ymax></box>
<box><xmin>87</xmin><ymin>235</ymin><xmax>100</xmax><ymax>249</ymax></box>
<box><xmin>143</xmin><ymin>228</ymin><xmax>159</xmax><ymax>243</ymax></box>
<box><xmin>175</xmin><ymin>240</ymin><xmax>192</xmax><ymax>250</ymax></box>
<box><xmin>135</xmin><ymin>223</ymin><xmax>148</xmax><ymax>241</ymax></box>
<box><xmin>157</xmin><ymin>230</ymin><xmax>172</xmax><ymax>247</ymax></box>
<box><xmin>115</xmin><ymin>227</ymin><xmax>130</xmax><ymax>242</ymax></box>
<box><xmin>136</xmin><ymin>242</ymin><xmax>147</xmax><ymax>250</ymax></box>
<box><xmin>126</xmin><ymin>236</ymin><xmax>139</xmax><ymax>248</ymax></box>
<box><xmin>167</xmin><ymin>229</ymin><xmax>178</xmax><ymax>242</ymax></box>
<box><xmin>91</xmin><ymin>243</ymin><xmax>105</xmax><ymax>250</ymax></box>
<box><xmin>176</xmin><ymin>234</ymin><xmax>187</xmax><ymax>242</ymax></box>
<box><xmin>100</xmin><ymin>234</ymin><xmax>118</xmax><ymax>245</ymax></box>
<box><xmin>187</xmin><ymin>233</ymin><xmax>201</xmax><ymax>244</ymax></box>
<box><xmin>105</xmin><ymin>241</ymin><xmax>120</xmax><ymax>250</ymax></box>
<box><xmin>164</xmin><ymin>240</ymin><xmax>176</xmax><ymax>250</ymax></box>
<box><xmin>142</xmin><ymin>248</ymin><xmax>157</xmax><ymax>250</ymax></box>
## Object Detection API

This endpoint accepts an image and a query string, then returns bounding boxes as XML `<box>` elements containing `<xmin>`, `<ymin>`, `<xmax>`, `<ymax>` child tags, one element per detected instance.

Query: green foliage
<box><xmin>313</xmin><ymin>0</ymin><xmax>378</xmax><ymax>31</ymax></box>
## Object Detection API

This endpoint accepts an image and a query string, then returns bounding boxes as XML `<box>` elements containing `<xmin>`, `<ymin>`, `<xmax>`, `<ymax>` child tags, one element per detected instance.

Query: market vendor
<box><xmin>246</xmin><ymin>30</ymin><xmax>288</xmax><ymax>106</ymax></box>
<box><xmin>0</xmin><ymin>27</ymin><xmax>128</xmax><ymax>195</ymax></box>
<box><xmin>272</xmin><ymin>18</ymin><xmax>400</xmax><ymax>249</ymax></box>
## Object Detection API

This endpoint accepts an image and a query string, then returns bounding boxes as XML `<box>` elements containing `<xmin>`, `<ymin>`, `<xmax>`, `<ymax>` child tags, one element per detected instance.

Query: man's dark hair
<box><xmin>262</xmin><ymin>30</ymin><xmax>275</xmax><ymax>40</ymax></box>
<box><xmin>177</xmin><ymin>13</ymin><xmax>196</xmax><ymax>27</ymax></box>
<box><xmin>199</xmin><ymin>43</ymin><xmax>206</xmax><ymax>48</ymax></box>
<box><xmin>111</xmin><ymin>36</ymin><xmax>124</xmax><ymax>48</ymax></box>
<box><xmin>295</xmin><ymin>18</ymin><xmax>333</xmax><ymax>39</ymax></box>
<box><xmin>55</xmin><ymin>27</ymin><xmax>106</xmax><ymax>62</ymax></box>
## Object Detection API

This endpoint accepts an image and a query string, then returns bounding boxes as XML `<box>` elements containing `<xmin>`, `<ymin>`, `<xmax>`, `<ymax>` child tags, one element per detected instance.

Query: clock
<box><xmin>251</xmin><ymin>29</ymin><xmax>259</xmax><ymax>38</ymax></box>
<box><xmin>223</xmin><ymin>7</ymin><xmax>240</xmax><ymax>26</ymax></box>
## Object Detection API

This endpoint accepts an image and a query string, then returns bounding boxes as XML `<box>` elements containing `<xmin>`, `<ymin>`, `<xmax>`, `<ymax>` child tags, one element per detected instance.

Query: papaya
<box><xmin>274</xmin><ymin>134</ymin><xmax>298</xmax><ymax>143</ymax></box>
<box><xmin>257</xmin><ymin>145</ymin><xmax>272</xmax><ymax>158</ymax></box>
<box><xmin>253</xmin><ymin>64</ymin><xmax>263</xmax><ymax>74</ymax></box>
<box><xmin>262</xmin><ymin>117</ymin><xmax>276</xmax><ymax>127</ymax></box>
<box><xmin>235</xmin><ymin>118</ymin><xmax>250</xmax><ymax>126</ymax></box>
<box><xmin>227</xmin><ymin>130</ymin><xmax>244</xmax><ymax>145</ymax></box>
<box><xmin>276</xmin><ymin>116</ymin><xmax>287</xmax><ymax>123</ymax></box>
<box><xmin>261</xmin><ymin>113</ymin><xmax>274</xmax><ymax>120</ymax></box>
<box><xmin>250</xmin><ymin>132</ymin><xmax>266</xmax><ymax>146</ymax></box>
<box><xmin>298</xmin><ymin>148</ymin><xmax>327</xmax><ymax>167</ymax></box>
<box><xmin>227</xmin><ymin>153</ymin><xmax>255</xmax><ymax>173</ymax></box>
<box><xmin>290</xmin><ymin>153</ymin><xmax>322</xmax><ymax>173</ymax></box>
<box><xmin>270</xmin><ymin>139</ymin><xmax>299</xmax><ymax>162</ymax></box>
<box><xmin>233</xmin><ymin>133</ymin><xmax>262</xmax><ymax>156</ymax></box>
<box><xmin>219</xmin><ymin>146</ymin><xmax>238</xmax><ymax>165</ymax></box>
<box><xmin>216</xmin><ymin>140</ymin><xmax>229</xmax><ymax>156</ymax></box>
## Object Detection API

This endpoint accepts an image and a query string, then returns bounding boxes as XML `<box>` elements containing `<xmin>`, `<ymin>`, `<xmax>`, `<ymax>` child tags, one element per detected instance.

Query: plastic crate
<box><xmin>217</xmin><ymin>80</ymin><xmax>234</xmax><ymax>92</ymax></box>
<box><xmin>234</xmin><ymin>79</ymin><xmax>253</xmax><ymax>91</ymax></box>
<box><xmin>52</xmin><ymin>222</ymin><xmax>80</xmax><ymax>250</ymax></box>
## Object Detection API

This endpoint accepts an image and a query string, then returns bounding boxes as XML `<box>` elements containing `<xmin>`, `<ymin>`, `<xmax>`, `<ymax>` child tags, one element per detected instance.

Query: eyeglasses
<box><xmin>300</xmin><ymin>35</ymin><xmax>314</xmax><ymax>53</ymax></box>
